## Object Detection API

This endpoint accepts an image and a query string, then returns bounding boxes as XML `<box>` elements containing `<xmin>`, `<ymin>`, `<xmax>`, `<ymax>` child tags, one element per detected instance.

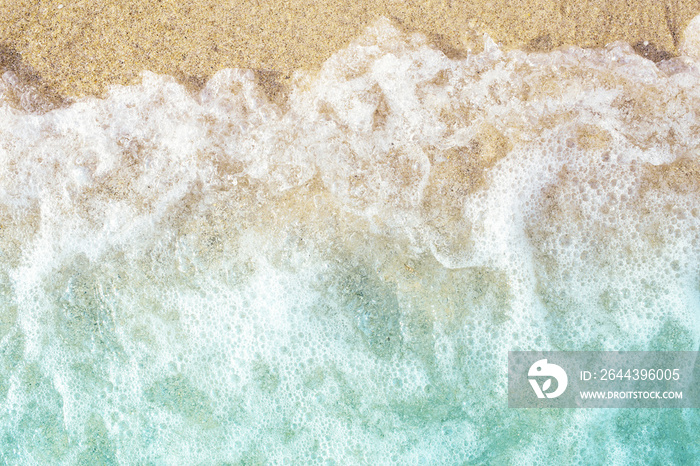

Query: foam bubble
<box><xmin>681</xmin><ymin>14</ymin><xmax>700</xmax><ymax>61</ymax></box>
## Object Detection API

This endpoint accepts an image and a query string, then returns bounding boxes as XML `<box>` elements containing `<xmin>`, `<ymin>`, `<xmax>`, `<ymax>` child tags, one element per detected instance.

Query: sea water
<box><xmin>0</xmin><ymin>17</ymin><xmax>699</xmax><ymax>465</ymax></box>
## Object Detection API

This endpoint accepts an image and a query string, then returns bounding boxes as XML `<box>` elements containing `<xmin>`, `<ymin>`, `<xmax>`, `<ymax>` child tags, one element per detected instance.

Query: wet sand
<box><xmin>1</xmin><ymin>0</ymin><xmax>699</xmax><ymax>99</ymax></box>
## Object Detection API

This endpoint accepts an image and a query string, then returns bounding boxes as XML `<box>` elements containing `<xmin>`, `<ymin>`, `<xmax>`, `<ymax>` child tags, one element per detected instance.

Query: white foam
<box><xmin>0</xmin><ymin>16</ymin><xmax>698</xmax><ymax>465</ymax></box>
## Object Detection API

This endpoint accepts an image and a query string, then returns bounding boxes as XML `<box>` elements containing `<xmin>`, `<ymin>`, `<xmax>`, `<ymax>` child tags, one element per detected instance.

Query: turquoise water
<box><xmin>0</xmin><ymin>19</ymin><xmax>698</xmax><ymax>464</ymax></box>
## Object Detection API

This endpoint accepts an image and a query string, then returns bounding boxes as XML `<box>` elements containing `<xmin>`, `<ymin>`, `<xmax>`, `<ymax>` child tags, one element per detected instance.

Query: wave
<box><xmin>0</xmin><ymin>17</ymin><xmax>698</xmax><ymax>465</ymax></box>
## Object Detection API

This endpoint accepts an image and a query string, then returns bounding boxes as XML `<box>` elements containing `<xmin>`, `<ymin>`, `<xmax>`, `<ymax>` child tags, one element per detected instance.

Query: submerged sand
<box><xmin>1</xmin><ymin>0</ymin><xmax>699</xmax><ymax>99</ymax></box>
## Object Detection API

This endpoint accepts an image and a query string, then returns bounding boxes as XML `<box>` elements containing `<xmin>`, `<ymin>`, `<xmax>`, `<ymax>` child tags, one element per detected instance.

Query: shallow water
<box><xmin>0</xmin><ymin>18</ymin><xmax>698</xmax><ymax>465</ymax></box>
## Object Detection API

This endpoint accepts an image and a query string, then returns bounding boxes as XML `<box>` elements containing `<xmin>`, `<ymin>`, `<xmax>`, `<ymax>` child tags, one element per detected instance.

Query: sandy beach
<box><xmin>2</xmin><ymin>1</ymin><xmax>700</xmax><ymax>463</ymax></box>
<box><xmin>1</xmin><ymin>0</ymin><xmax>699</xmax><ymax>99</ymax></box>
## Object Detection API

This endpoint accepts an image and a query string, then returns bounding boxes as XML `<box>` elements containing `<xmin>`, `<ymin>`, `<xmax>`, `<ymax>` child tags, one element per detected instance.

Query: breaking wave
<box><xmin>0</xmin><ymin>17</ymin><xmax>699</xmax><ymax>465</ymax></box>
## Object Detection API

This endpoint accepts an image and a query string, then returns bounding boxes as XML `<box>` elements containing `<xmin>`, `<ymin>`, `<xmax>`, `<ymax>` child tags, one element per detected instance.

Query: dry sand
<box><xmin>1</xmin><ymin>0</ymin><xmax>699</xmax><ymax>99</ymax></box>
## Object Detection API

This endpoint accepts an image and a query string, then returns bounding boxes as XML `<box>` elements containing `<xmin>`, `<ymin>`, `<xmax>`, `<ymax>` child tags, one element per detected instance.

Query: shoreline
<box><xmin>1</xmin><ymin>1</ymin><xmax>699</xmax><ymax>100</ymax></box>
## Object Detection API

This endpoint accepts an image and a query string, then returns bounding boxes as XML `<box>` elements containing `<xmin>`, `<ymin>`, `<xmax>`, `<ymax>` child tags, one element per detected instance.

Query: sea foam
<box><xmin>0</xmin><ymin>17</ymin><xmax>698</xmax><ymax>465</ymax></box>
